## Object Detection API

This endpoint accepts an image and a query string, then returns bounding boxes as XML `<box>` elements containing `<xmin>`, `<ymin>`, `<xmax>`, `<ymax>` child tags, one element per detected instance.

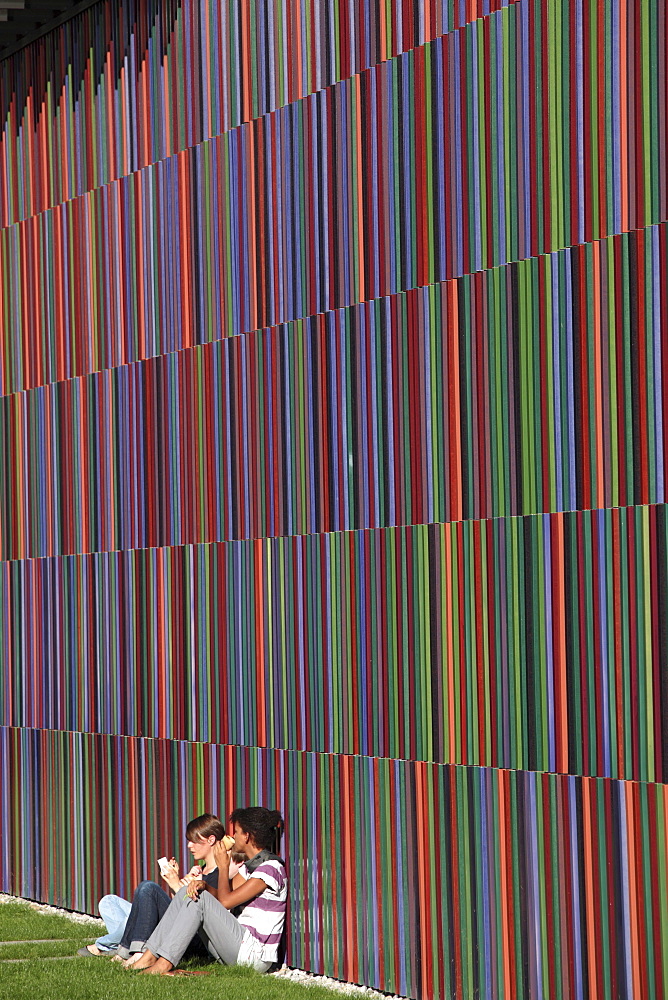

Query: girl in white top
<box><xmin>131</xmin><ymin>807</ymin><xmax>287</xmax><ymax>975</ymax></box>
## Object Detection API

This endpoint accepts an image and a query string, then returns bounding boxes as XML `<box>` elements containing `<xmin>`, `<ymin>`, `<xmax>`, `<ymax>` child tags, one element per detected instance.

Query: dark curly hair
<box><xmin>229</xmin><ymin>806</ymin><xmax>284</xmax><ymax>854</ymax></box>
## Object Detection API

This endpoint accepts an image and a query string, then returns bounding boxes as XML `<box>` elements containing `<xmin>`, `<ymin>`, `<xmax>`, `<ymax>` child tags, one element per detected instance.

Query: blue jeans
<box><xmin>95</xmin><ymin>894</ymin><xmax>132</xmax><ymax>953</ymax></box>
<box><xmin>116</xmin><ymin>881</ymin><xmax>172</xmax><ymax>959</ymax></box>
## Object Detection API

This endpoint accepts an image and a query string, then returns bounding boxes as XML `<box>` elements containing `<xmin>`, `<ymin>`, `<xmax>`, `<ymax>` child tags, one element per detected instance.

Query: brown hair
<box><xmin>185</xmin><ymin>813</ymin><xmax>226</xmax><ymax>843</ymax></box>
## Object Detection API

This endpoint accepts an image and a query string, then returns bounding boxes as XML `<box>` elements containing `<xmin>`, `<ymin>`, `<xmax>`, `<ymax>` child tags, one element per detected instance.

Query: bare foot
<box><xmin>129</xmin><ymin>950</ymin><xmax>158</xmax><ymax>971</ymax></box>
<box><xmin>113</xmin><ymin>951</ymin><xmax>142</xmax><ymax>967</ymax></box>
<box><xmin>140</xmin><ymin>957</ymin><xmax>174</xmax><ymax>975</ymax></box>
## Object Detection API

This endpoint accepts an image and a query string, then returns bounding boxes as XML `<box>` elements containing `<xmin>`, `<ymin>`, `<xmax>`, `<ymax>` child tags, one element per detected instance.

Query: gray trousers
<box><xmin>144</xmin><ymin>887</ymin><xmax>245</xmax><ymax>968</ymax></box>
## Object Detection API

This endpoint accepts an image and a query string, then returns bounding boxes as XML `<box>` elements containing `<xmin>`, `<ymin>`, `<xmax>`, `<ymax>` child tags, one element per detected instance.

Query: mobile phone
<box><xmin>157</xmin><ymin>856</ymin><xmax>171</xmax><ymax>874</ymax></box>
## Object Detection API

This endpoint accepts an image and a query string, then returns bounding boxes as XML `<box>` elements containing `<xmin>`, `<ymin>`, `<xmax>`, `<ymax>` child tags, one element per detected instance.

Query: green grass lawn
<box><xmin>0</xmin><ymin>902</ymin><xmax>99</xmax><ymax>941</ymax></box>
<box><xmin>0</xmin><ymin>937</ymin><xmax>97</xmax><ymax>960</ymax></box>
<box><xmin>0</xmin><ymin>901</ymin><xmax>340</xmax><ymax>1000</ymax></box>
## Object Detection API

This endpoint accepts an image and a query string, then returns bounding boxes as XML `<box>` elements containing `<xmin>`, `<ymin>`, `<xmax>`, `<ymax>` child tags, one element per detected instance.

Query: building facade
<box><xmin>1</xmin><ymin>2</ymin><xmax>667</xmax><ymax>997</ymax></box>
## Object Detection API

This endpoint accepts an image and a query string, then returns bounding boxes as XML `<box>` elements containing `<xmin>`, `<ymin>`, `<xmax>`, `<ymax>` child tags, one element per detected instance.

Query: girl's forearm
<box><xmin>216</xmin><ymin>876</ymin><xmax>233</xmax><ymax>905</ymax></box>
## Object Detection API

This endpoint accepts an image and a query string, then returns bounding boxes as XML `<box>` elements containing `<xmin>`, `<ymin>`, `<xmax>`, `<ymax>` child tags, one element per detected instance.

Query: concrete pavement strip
<box><xmin>0</xmin><ymin>938</ymin><xmax>94</xmax><ymax>945</ymax></box>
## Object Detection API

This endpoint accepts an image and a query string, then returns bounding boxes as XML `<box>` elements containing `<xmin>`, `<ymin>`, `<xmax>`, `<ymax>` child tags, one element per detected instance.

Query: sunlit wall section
<box><xmin>1</xmin><ymin>2</ymin><xmax>667</xmax><ymax>998</ymax></box>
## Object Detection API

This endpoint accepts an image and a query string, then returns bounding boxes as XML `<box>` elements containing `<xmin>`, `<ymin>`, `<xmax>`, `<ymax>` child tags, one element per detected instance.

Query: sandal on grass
<box><xmin>164</xmin><ymin>970</ymin><xmax>213</xmax><ymax>977</ymax></box>
<box><xmin>77</xmin><ymin>945</ymin><xmax>115</xmax><ymax>958</ymax></box>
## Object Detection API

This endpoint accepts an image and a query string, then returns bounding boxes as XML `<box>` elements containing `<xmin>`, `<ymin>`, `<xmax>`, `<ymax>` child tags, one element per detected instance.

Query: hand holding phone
<box><xmin>158</xmin><ymin>856</ymin><xmax>181</xmax><ymax>891</ymax></box>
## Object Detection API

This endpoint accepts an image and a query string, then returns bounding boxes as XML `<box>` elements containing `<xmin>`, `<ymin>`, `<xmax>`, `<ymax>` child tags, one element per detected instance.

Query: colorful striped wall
<box><xmin>0</xmin><ymin>0</ymin><xmax>520</xmax><ymax>227</ymax></box>
<box><xmin>2</xmin><ymin>507</ymin><xmax>668</xmax><ymax>782</ymax></box>
<box><xmin>1</xmin><ymin>727</ymin><xmax>667</xmax><ymax>1000</ymax></box>
<box><xmin>1</xmin><ymin>1</ymin><xmax>667</xmax><ymax>998</ymax></box>
<box><xmin>2</xmin><ymin>0</ymin><xmax>667</xmax><ymax>395</ymax></box>
<box><xmin>1</xmin><ymin>225</ymin><xmax>668</xmax><ymax>561</ymax></box>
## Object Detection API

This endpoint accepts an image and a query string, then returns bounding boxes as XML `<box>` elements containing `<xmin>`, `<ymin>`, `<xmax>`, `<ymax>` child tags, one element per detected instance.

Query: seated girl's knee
<box><xmin>133</xmin><ymin>880</ymin><xmax>160</xmax><ymax>899</ymax></box>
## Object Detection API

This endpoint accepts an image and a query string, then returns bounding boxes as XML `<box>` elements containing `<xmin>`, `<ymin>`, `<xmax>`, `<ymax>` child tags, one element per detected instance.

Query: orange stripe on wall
<box><xmin>582</xmin><ymin>779</ymin><xmax>599</xmax><ymax>1000</ymax></box>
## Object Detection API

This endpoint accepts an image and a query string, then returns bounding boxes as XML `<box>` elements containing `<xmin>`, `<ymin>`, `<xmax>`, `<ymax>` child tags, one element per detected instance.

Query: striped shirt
<box><xmin>237</xmin><ymin>858</ymin><xmax>288</xmax><ymax>962</ymax></box>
